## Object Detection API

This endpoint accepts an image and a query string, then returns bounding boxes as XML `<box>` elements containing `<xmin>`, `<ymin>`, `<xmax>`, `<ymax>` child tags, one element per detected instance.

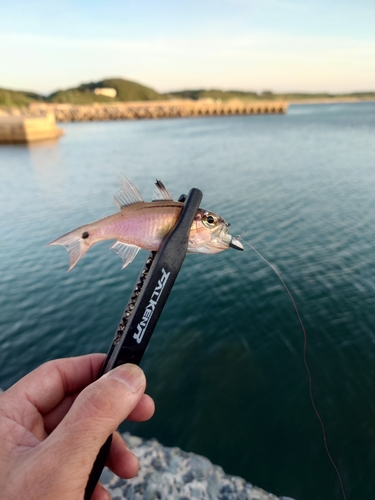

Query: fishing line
<box><xmin>238</xmin><ymin>236</ymin><xmax>347</xmax><ymax>500</ymax></box>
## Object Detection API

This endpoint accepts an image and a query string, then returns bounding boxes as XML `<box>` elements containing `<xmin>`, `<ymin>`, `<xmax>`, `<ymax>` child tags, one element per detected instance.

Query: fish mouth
<box><xmin>221</xmin><ymin>230</ymin><xmax>244</xmax><ymax>251</ymax></box>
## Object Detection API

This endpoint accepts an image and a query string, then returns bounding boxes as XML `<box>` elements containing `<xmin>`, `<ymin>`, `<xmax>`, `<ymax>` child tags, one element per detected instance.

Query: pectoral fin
<box><xmin>110</xmin><ymin>241</ymin><xmax>140</xmax><ymax>269</ymax></box>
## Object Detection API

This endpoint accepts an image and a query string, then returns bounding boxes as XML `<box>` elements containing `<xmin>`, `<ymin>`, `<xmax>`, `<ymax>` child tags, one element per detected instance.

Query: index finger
<box><xmin>6</xmin><ymin>354</ymin><xmax>105</xmax><ymax>414</ymax></box>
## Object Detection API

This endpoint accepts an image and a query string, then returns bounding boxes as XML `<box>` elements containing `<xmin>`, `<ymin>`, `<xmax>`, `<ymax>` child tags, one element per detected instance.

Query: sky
<box><xmin>0</xmin><ymin>0</ymin><xmax>374</xmax><ymax>95</ymax></box>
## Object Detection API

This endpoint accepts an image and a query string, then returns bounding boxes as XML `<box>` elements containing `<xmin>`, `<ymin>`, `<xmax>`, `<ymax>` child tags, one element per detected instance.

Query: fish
<box><xmin>48</xmin><ymin>177</ymin><xmax>244</xmax><ymax>271</ymax></box>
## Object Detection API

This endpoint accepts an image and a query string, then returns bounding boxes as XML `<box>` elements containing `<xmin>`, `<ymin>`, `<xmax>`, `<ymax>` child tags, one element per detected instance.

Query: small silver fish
<box><xmin>48</xmin><ymin>177</ymin><xmax>243</xmax><ymax>271</ymax></box>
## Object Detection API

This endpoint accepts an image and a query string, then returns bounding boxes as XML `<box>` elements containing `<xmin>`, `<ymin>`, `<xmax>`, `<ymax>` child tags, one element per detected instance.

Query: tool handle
<box><xmin>85</xmin><ymin>435</ymin><xmax>112</xmax><ymax>498</ymax></box>
<box><xmin>84</xmin><ymin>188</ymin><xmax>203</xmax><ymax>499</ymax></box>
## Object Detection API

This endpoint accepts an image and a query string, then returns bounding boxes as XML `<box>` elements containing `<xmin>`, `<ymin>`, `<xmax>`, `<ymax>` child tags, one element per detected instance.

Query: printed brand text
<box><xmin>133</xmin><ymin>268</ymin><xmax>170</xmax><ymax>344</ymax></box>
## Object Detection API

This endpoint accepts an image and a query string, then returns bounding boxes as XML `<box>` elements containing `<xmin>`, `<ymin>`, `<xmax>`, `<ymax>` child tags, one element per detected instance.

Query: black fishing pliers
<box><xmin>84</xmin><ymin>187</ymin><xmax>205</xmax><ymax>498</ymax></box>
<box><xmin>84</xmin><ymin>185</ymin><xmax>243</xmax><ymax>497</ymax></box>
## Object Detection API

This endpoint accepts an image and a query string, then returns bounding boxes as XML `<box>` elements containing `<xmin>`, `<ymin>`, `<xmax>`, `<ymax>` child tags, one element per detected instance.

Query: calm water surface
<box><xmin>1</xmin><ymin>103</ymin><xmax>375</xmax><ymax>500</ymax></box>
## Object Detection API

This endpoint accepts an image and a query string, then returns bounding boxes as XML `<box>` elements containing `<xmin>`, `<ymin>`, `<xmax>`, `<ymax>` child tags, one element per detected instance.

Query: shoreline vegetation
<box><xmin>1</xmin><ymin>77</ymin><xmax>375</xmax><ymax>108</ymax></box>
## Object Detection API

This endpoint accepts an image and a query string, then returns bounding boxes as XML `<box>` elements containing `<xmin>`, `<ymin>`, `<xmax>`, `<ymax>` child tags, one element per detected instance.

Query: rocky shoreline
<box><xmin>102</xmin><ymin>433</ymin><xmax>294</xmax><ymax>500</ymax></box>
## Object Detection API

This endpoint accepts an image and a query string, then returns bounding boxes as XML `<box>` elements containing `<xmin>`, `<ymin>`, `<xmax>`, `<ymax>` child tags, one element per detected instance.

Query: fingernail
<box><xmin>108</xmin><ymin>364</ymin><xmax>145</xmax><ymax>393</ymax></box>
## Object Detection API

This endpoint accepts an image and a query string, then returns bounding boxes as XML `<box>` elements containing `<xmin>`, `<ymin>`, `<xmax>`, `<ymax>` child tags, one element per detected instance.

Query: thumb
<box><xmin>46</xmin><ymin>363</ymin><xmax>146</xmax><ymax>469</ymax></box>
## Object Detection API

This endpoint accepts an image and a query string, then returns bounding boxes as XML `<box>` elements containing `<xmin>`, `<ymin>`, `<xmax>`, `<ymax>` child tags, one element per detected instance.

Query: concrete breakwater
<box><xmin>0</xmin><ymin>99</ymin><xmax>288</xmax><ymax>123</ymax></box>
<box><xmin>41</xmin><ymin>100</ymin><xmax>288</xmax><ymax>122</ymax></box>
<box><xmin>0</xmin><ymin>112</ymin><xmax>63</xmax><ymax>143</ymax></box>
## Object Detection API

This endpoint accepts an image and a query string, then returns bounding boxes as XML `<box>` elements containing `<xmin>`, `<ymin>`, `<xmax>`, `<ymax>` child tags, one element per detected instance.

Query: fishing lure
<box><xmin>48</xmin><ymin>177</ymin><xmax>243</xmax><ymax>270</ymax></box>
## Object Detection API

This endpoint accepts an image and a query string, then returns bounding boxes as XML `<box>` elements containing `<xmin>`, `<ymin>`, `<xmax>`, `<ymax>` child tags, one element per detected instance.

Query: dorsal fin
<box><xmin>114</xmin><ymin>176</ymin><xmax>144</xmax><ymax>209</ymax></box>
<box><xmin>152</xmin><ymin>179</ymin><xmax>173</xmax><ymax>201</ymax></box>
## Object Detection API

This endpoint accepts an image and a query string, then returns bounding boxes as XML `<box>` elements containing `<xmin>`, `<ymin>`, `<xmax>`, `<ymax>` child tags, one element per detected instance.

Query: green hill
<box><xmin>47</xmin><ymin>78</ymin><xmax>162</xmax><ymax>104</ymax></box>
<box><xmin>0</xmin><ymin>87</ymin><xmax>43</xmax><ymax>106</ymax></box>
<box><xmin>46</xmin><ymin>89</ymin><xmax>112</xmax><ymax>104</ymax></box>
<box><xmin>2</xmin><ymin>79</ymin><xmax>375</xmax><ymax>107</ymax></box>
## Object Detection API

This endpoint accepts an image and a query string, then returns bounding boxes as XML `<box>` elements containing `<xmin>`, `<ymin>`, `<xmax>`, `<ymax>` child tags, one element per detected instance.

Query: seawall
<box><xmin>0</xmin><ymin>99</ymin><xmax>288</xmax><ymax>123</ymax></box>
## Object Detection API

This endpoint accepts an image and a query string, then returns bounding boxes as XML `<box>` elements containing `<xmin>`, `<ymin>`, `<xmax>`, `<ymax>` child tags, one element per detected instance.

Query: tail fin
<box><xmin>48</xmin><ymin>228</ymin><xmax>90</xmax><ymax>271</ymax></box>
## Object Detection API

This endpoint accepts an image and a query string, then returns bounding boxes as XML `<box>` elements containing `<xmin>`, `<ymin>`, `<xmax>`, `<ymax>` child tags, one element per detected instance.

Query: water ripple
<box><xmin>1</xmin><ymin>103</ymin><xmax>375</xmax><ymax>500</ymax></box>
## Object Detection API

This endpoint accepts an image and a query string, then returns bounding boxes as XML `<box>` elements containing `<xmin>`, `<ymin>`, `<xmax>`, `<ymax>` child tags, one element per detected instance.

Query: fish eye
<box><xmin>203</xmin><ymin>213</ymin><xmax>218</xmax><ymax>228</ymax></box>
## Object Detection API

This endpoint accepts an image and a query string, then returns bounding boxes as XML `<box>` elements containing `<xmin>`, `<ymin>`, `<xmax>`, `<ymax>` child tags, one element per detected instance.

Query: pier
<box><xmin>26</xmin><ymin>99</ymin><xmax>288</xmax><ymax>122</ymax></box>
<box><xmin>0</xmin><ymin>112</ymin><xmax>63</xmax><ymax>144</ymax></box>
<box><xmin>0</xmin><ymin>100</ymin><xmax>288</xmax><ymax>140</ymax></box>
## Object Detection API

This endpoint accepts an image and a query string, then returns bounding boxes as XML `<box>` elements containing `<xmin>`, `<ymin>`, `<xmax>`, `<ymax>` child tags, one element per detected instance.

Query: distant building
<box><xmin>93</xmin><ymin>88</ymin><xmax>117</xmax><ymax>98</ymax></box>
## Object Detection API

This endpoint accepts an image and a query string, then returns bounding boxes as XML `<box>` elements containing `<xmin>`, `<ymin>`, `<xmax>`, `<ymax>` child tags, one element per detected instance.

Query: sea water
<box><xmin>1</xmin><ymin>102</ymin><xmax>375</xmax><ymax>500</ymax></box>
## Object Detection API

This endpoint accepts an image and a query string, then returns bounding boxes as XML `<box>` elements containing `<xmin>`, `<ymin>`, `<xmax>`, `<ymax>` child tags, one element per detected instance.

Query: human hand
<box><xmin>0</xmin><ymin>354</ymin><xmax>154</xmax><ymax>500</ymax></box>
